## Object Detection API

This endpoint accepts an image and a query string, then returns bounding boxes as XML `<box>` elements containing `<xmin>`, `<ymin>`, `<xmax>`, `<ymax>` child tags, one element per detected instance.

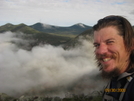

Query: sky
<box><xmin>0</xmin><ymin>0</ymin><xmax>134</xmax><ymax>26</ymax></box>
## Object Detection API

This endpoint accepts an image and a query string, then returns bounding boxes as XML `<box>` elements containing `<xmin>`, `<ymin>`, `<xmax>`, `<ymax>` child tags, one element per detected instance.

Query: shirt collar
<box><xmin>117</xmin><ymin>71</ymin><xmax>134</xmax><ymax>81</ymax></box>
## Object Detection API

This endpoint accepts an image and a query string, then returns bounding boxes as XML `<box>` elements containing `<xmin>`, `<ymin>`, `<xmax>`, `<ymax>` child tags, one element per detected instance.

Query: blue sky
<box><xmin>0</xmin><ymin>0</ymin><xmax>134</xmax><ymax>26</ymax></box>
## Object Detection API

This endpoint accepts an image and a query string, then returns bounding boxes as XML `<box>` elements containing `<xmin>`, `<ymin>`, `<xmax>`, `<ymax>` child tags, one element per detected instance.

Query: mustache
<box><xmin>95</xmin><ymin>53</ymin><xmax>116</xmax><ymax>60</ymax></box>
<box><xmin>94</xmin><ymin>53</ymin><xmax>116</xmax><ymax>71</ymax></box>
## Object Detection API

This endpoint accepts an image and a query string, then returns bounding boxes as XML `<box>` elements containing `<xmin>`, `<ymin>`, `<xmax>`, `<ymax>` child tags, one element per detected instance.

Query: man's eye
<box><xmin>107</xmin><ymin>41</ymin><xmax>114</xmax><ymax>44</ymax></box>
<box><xmin>93</xmin><ymin>44</ymin><xmax>99</xmax><ymax>47</ymax></box>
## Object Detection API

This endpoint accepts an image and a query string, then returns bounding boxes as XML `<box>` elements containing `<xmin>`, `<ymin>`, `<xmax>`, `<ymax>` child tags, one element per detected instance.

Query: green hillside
<box><xmin>32</xmin><ymin>32</ymin><xmax>72</xmax><ymax>46</ymax></box>
<box><xmin>64</xmin><ymin>28</ymin><xmax>93</xmax><ymax>49</ymax></box>
<box><xmin>10</xmin><ymin>23</ymin><xmax>41</xmax><ymax>34</ymax></box>
<box><xmin>0</xmin><ymin>23</ymin><xmax>41</xmax><ymax>34</ymax></box>
<box><xmin>0</xmin><ymin>23</ymin><xmax>15</xmax><ymax>32</ymax></box>
<box><xmin>0</xmin><ymin>23</ymin><xmax>73</xmax><ymax>49</ymax></box>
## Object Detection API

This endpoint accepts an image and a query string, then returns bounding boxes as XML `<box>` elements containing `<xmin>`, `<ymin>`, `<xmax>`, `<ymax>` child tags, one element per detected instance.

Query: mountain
<box><xmin>11</xmin><ymin>23</ymin><xmax>41</xmax><ymax>34</ymax></box>
<box><xmin>0</xmin><ymin>23</ymin><xmax>73</xmax><ymax>49</ymax></box>
<box><xmin>30</xmin><ymin>22</ymin><xmax>92</xmax><ymax>35</ymax></box>
<box><xmin>0</xmin><ymin>22</ymin><xmax>94</xmax><ymax>50</ymax></box>
<box><xmin>0</xmin><ymin>23</ymin><xmax>15</xmax><ymax>32</ymax></box>
<box><xmin>63</xmin><ymin>28</ymin><xmax>93</xmax><ymax>49</ymax></box>
<box><xmin>0</xmin><ymin>23</ymin><xmax>40</xmax><ymax>34</ymax></box>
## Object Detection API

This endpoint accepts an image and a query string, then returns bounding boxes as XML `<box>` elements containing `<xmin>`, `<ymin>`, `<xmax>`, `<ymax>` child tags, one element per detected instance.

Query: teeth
<box><xmin>103</xmin><ymin>58</ymin><xmax>111</xmax><ymax>62</ymax></box>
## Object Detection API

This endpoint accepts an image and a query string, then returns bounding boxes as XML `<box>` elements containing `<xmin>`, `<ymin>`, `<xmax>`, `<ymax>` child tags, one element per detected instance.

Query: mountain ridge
<box><xmin>0</xmin><ymin>23</ymin><xmax>74</xmax><ymax>49</ymax></box>
<box><xmin>30</xmin><ymin>22</ymin><xmax>92</xmax><ymax>35</ymax></box>
<box><xmin>0</xmin><ymin>22</ymin><xmax>94</xmax><ymax>49</ymax></box>
<box><xmin>0</xmin><ymin>22</ymin><xmax>92</xmax><ymax>35</ymax></box>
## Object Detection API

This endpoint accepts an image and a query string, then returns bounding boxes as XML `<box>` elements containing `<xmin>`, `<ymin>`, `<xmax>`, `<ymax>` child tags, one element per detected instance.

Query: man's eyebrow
<box><xmin>105</xmin><ymin>38</ymin><xmax>115</xmax><ymax>42</ymax></box>
<box><xmin>93</xmin><ymin>42</ymin><xmax>98</xmax><ymax>45</ymax></box>
<box><xmin>93</xmin><ymin>38</ymin><xmax>115</xmax><ymax>45</ymax></box>
<box><xmin>93</xmin><ymin>42</ymin><xmax>99</xmax><ymax>46</ymax></box>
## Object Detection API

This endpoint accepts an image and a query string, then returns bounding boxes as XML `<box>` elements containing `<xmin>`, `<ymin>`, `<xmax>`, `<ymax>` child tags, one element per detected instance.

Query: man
<box><xmin>93</xmin><ymin>15</ymin><xmax>134</xmax><ymax>101</ymax></box>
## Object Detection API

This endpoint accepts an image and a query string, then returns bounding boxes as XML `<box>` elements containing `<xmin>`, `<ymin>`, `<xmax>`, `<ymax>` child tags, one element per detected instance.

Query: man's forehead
<box><xmin>93</xmin><ymin>27</ymin><xmax>121</xmax><ymax>41</ymax></box>
<box><xmin>93</xmin><ymin>32</ymin><xmax>116</xmax><ymax>41</ymax></box>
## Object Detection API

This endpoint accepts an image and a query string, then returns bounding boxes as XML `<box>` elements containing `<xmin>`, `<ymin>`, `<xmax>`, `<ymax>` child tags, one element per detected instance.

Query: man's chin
<box><xmin>101</xmin><ymin>68</ymin><xmax>120</xmax><ymax>79</ymax></box>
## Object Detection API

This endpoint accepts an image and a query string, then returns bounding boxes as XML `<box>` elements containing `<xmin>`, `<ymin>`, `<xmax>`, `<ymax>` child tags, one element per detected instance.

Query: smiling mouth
<box><xmin>102</xmin><ymin>58</ymin><xmax>111</xmax><ymax>62</ymax></box>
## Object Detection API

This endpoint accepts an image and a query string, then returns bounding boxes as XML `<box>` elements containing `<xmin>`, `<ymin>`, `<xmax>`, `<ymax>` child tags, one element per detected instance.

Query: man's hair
<box><xmin>93</xmin><ymin>15</ymin><xmax>134</xmax><ymax>70</ymax></box>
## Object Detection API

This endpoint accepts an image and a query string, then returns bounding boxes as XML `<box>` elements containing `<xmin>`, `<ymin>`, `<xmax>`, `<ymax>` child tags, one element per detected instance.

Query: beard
<box><xmin>95</xmin><ymin>53</ymin><xmax>120</xmax><ymax>79</ymax></box>
<box><xmin>101</xmin><ymin>67</ymin><xmax>120</xmax><ymax>79</ymax></box>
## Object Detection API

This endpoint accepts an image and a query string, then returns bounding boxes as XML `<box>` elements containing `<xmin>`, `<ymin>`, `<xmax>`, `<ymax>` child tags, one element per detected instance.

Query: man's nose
<box><xmin>95</xmin><ymin>44</ymin><xmax>108</xmax><ymax>55</ymax></box>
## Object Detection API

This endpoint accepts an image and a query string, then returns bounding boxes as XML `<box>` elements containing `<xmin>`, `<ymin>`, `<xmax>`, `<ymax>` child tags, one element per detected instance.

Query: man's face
<box><xmin>94</xmin><ymin>26</ymin><xmax>130</xmax><ymax>77</ymax></box>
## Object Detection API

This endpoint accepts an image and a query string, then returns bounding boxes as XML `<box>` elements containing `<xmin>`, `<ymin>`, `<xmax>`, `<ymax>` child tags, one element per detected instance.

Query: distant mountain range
<box><xmin>0</xmin><ymin>23</ymin><xmax>92</xmax><ymax>35</ymax></box>
<box><xmin>30</xmin><ymin>22</ymin><xmax>92</xmax><ymax>35</ymax></box>
<box><xmin>0</xmin><ymin>23</ymin><xmax>93</xmax><ymax>49</ymax></box>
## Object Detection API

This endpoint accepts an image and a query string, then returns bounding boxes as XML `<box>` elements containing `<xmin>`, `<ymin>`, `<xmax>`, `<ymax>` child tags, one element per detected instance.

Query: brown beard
<box><xmin>101</xmin><ymin>68</ymin><xmax>120</xmax><ymax>79</ymax></box>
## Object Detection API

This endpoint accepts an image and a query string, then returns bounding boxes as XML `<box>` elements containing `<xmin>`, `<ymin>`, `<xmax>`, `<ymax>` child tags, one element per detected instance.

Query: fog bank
<box><xmin>0</xmin><ymin>32</ymin><xmax>105</xmax><ymax>97</ymax></box>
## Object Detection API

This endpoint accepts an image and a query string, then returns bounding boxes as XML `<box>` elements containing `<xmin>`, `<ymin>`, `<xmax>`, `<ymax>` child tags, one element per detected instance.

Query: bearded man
<box><xmin>93</xmin><ymin>15</ymin><xmax>134</xmax><ymax>101</ymax></box>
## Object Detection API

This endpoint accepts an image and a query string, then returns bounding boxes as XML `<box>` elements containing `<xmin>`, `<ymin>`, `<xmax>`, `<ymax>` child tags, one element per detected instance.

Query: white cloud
<box><xmin>0</xmin><ymin>31</ymin><xmax>105</xmax><ymax>97</ymax></box>
<box><xmin>0</xmin><ymin>0</ymin><xmax>134</xmax><ymax>26</ymax></box>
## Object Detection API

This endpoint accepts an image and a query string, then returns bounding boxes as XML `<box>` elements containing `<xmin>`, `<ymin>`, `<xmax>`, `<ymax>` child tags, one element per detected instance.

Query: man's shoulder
<box><xmin>123</xmin><ymin>74</ymin><xmax>134</xmax><ymax>101</ymax></box>
<box><xmin>123</xmin><ymin>73</ymin><xmax>134</xmax><ymax>101</ymax></box>
<box><xmin>127</xmin><ymin>75</ymin><xmax>134</xmax><ymax>89</ymax></box>
<box><xmin>125</xmin><ymin>71</ymin><xmax>134</xmax><ymax>91</ymax></box>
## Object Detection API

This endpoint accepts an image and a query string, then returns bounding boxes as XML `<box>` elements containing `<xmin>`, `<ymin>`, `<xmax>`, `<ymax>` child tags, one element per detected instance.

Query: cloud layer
<box><xmin>0</xmin><ymin>0</ymin><xmax>134</xmax><ymax>26</ymax></box>
<box><xmin>0</xmin><ymin>31</ymin><xmax>106</xmax><ymax>97</ymax></box>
